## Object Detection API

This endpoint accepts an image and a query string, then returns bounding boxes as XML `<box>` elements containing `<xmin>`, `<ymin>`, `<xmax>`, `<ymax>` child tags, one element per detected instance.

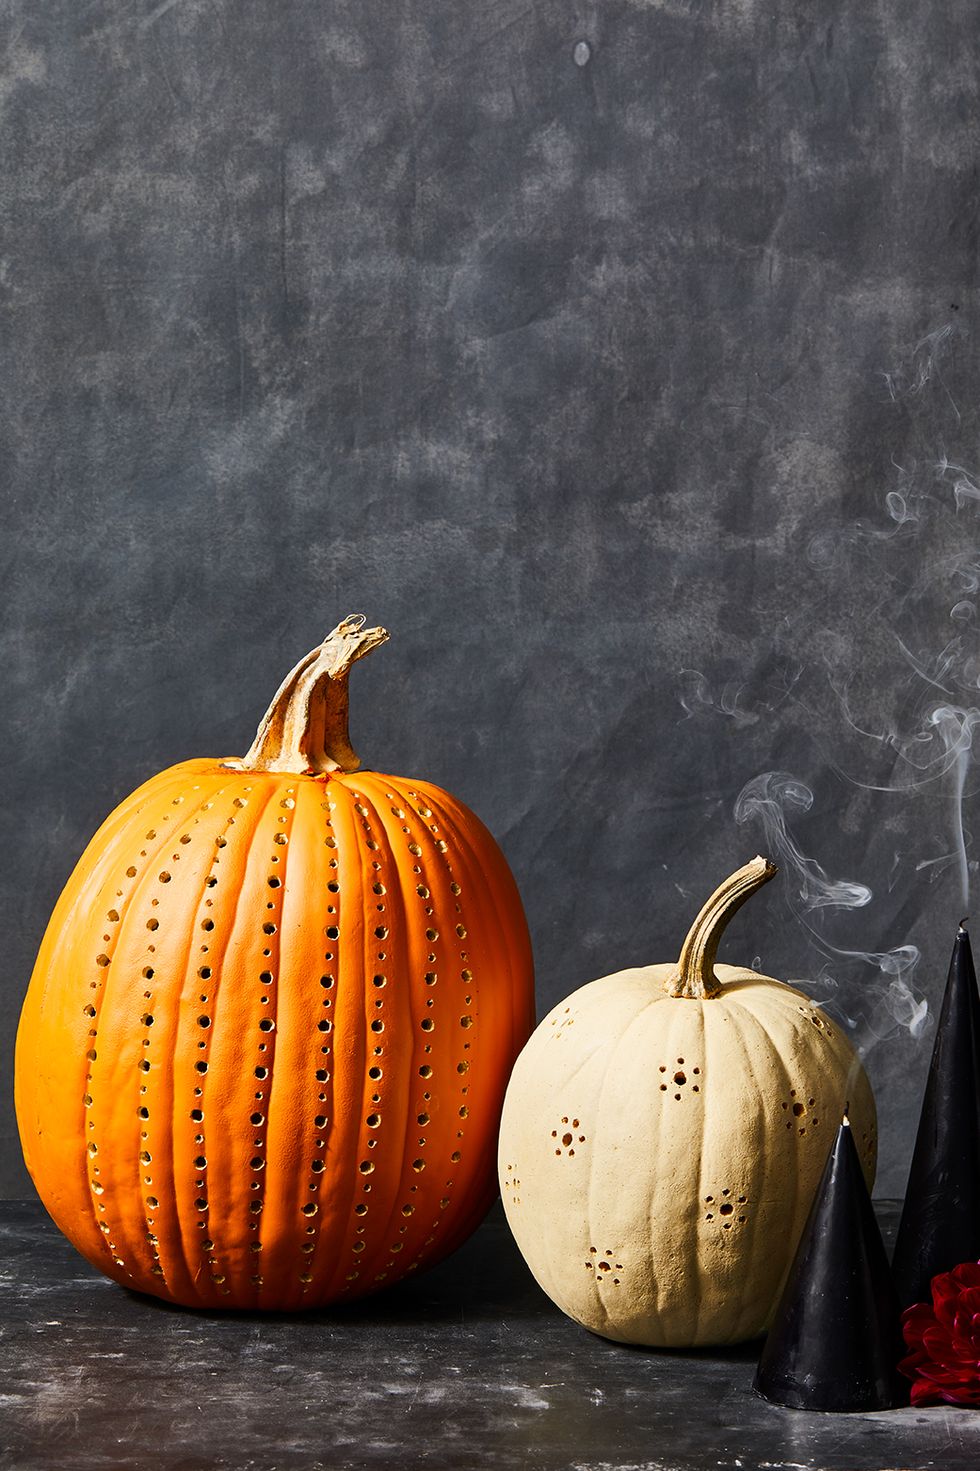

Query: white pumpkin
<box><xmin>497</xmin><ymin>857</ymin><xmax>876</xmax><ymax>1347</ymax></box>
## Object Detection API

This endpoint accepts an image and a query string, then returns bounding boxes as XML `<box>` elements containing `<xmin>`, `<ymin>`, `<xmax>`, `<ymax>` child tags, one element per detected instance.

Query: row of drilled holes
<box><xmin>337</xmin><ymin>784</ymin><xmax>473</xmax><ymax>1287</ymax></box>
<box><xmin>88</xmin><ymin>788</ymin><xmax>208</xmax><ymax>1275</ymax></box>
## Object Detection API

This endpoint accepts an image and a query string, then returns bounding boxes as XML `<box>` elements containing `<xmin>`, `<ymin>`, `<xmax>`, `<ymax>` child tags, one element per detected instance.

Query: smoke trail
<box><xmin>678</xmin><ymin>324</ymin><xmax>980</xmax><ymax>1050</ymax></box>
<box><xmin>735</xmin><ymin>772</ymin><xmax>928</xmax><ymax>1040</ymax></box>
<box><xmin>679</xmin><ymin>670</ymin><xmax>759</xmax><ymax>727</ymax></box>
<box><xmin>733</xmin><ymin>773</ymin><xmax>871</xmax><ymax>910</ymax></box>
<box><xmin>925</xmin><ymin>706</ymin><xmax>980</xmax><ymax>908</ymax></box>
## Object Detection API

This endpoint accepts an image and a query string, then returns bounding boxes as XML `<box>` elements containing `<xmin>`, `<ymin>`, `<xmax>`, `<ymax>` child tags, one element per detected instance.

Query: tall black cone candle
<box><xmin>892</xmin><ymin>922</ymin><xmax>980</xmax><ymax>1310</ymax></box>
<box><xmin>754</xmin><ymin>1118</ymin><xmax>906</xmax><ymax>1412</ymax></box>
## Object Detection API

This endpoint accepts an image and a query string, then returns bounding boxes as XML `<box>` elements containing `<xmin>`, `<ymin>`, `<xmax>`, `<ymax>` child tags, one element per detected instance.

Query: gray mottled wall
<box><xmin>3</xmin><ymin>0</ymin><xmax>979</xmax><ymax>1197</ymax></box>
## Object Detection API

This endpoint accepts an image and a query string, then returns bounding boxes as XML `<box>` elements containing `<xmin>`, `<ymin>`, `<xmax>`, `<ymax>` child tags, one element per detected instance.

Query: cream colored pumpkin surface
<box><xmin>498</xmin><ymin>858</ymin><xmax>876</xmax><ymax>1347</ymax></box>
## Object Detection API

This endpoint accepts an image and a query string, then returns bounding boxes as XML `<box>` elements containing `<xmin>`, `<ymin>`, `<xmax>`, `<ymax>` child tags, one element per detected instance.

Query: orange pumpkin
<box><xmin>15</xmin><ymin>617</ymin><xmax>534</xmax><ymax>1309</ymax></box>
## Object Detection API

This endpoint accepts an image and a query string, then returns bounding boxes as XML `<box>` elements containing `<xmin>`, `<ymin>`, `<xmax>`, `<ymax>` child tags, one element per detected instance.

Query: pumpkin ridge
<box><xmin>407</xmin><ymin>782</ymin><xmax>487</xmax><ymax>1266</ymax></box>
<box><xmin>585</xmin><ymin>1006</ymin><xmax>642</xmax><ymax>1336</ymax></box>
<box><xmin>80</xmin><ymin>775</ymin><xmax>222</xmax><ymax>1288</ymax></box>
<box><xmin>378</xmin><ymin>778</ymin><xmax>474</xmax><ymax>1283</ymax></box>
<box><xmin>258</xmin><ymin>778</ymin><xmax>304</xmax><ymax>1305</ymax></box>
<box><xmin>651</xmin><ymin>996</ymin><xmax>687</xmax><ymax>1341</ymax></box>
<box><xmin>278</xmin><ymin>778</ymin><xmax>340</xmax><ymax>1306</ymax></box>
<box><xmin>718</xmin><ymin>995</ymin><xmax>774</xmax><ymax>1344</ymax></box>
<box><xmin>732</xmin><ymin>992</ymin><xmax>801</xmax><ymax>1340</ymax></box>
<box><xmin>316</xmin><ymin>779</ymin><xmax>376</xmax><ymax>1300</ymax></box>
<box><xmin>354</xmin><ymin>774</ymin><xmax>408</xmax><ymax>1295</ymax></box>
<box><xmin>639</xmin><ymin>994</ymin><xmax>686</xmax><ymax>1338</ymax></box>
<box><xmin>385</xmin><ymin>776</ymin><xmax>478</xmax><ymax>1282</ymax></box>
<box><xmin>338</xmin><ymin>776</ymin><xmax>418</xmax><ymax>1291</ymax></box>
<box><xmin>409</xmin><ymin>782</ymin><xmax>517</xmax><ymax>1259</ymax></box>
<box><xmin>302</xmin><ymin>784</ymin><xmax>350</xmax><ymax>1300</ymax></box>
<box><xmin>376</xmin><ymin>778</ymin><xmax>461</xmax><ymax>1283</ymax></box>
<box><xmin>156</xmin><ymin>782</ymin><xmax>245</xmax><ymax>1300</ymax></box>
<box><xmin>18</xmin><ymin>765</ymin><xmax>194</xmax><ymax>1256</ymax></box>
<box><xmin>56</xmin><ymin>781</ymin><xmax>187</xmax><ymax>1271</ymax></box>
<box><xmin>188</xmin><ymin>776</ymin><xmax>282</xmax><ymax>1306</ymax></box>
<box><xmin>691</xmin><ymin>997</ymin><xmax>709</xmax><ymax>1345</ymax></box>
<box><xmin>147</xmin><ymin>777</ymin><xmax>263</xmax><ymax>1307</ymax></box>
<box><xmin>128</xmin><ymin>776</ymin><xmax>229</xmax><ymax>1306</ymax></box>
<box><xmin>425</xmin><ymin>780</ymin><xmax>534</xmax><ymax>1058</ymax></box>
<box><xmin>211</xmin><ymin>775</ymin><xmax>289</xmax><ymax>1307</ymax></box>
<box><xmin>450</xmin><ymin>792</ymin><xmax>529</xmax><ymax>1188</ymax></box>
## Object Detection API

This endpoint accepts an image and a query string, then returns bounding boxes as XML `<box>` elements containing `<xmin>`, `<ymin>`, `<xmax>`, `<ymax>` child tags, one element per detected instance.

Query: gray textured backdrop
<box><xmin>3</xmin><ymin>0</ymin><xmax>979</xmax><ymax>1198</ymax></box>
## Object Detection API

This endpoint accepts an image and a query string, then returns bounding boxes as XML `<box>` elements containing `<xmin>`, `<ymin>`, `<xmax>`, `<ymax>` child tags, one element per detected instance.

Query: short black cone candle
<box><xmin>892</xmin><ymin>922</ymin><xmax>980</xmax><ymax>1310</ymax></box>
<box><xmin>754</xmin><ymin>1118</ymin><xmax>906</xmax><ymax>1412</ymax></box>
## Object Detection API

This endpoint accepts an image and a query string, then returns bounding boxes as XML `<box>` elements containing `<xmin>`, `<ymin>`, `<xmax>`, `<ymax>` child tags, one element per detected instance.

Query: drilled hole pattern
<box><xmin>657</xmin><ymin>1058</ymin><xmax>702</xmax><ymax>1098</ymax></box>
<box><xmin>584</xmin><ymin>1245</ymin><xmax>625</xmax><ymax>1287</ymax></box>
<box><xmin>547</xmin><ymin>1004</ymin><xmax>577</xmax><ymax>1040</ymax></box>
<box><xmin>550</xmin><ymin>1117</ymin><xmax>586</xmax><ymax>1158</ymax></box>
<box><xmin>140</xmin><ymin>782</ymin><xmax>246</xmax><ymax>1293</ymax></box>
<box><xmin>703</xmin><ymin>1188</ymin><xmax>750</xmax><ymax>1229</ymax></box>
<box><xmin>80</xmin><ymin>776</ymin><xmax>221</xmax><ymax>1283</ymax></box>
<box><xmin>325</xmin><ymin>778</ymin><xmax>482</xmax><ymax>1294</ymax></box>
<box><xmin>18</xmin><ymin>762</ymin><xmax>533</xmax><ymax>1310</ymax></box>
<box><xmin>501</xmin><ymin>1163</ymin><xmax>522</xmax><ymax>1207</ymax></box>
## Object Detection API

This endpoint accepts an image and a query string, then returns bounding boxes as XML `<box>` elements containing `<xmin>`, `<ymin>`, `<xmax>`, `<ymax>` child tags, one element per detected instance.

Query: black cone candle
<box><xmin>754</xmin><ymin>1118</ymin><xmax>906</xmax><ymax>1412</ymax></box>
<box><xmin>892</xmin><ymin>923</ymin><xmax>980</xmax><ymax>1309</ymax></box>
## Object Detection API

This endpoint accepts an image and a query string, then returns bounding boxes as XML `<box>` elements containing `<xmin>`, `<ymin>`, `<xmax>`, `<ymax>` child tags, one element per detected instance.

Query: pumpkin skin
<box><xmin>16</xmin><ymin>619</ymin><xmax>534</xmax><ymax>1309</ymax></box>
<box><xmin>497</xmin><ymin>859</ymin><xmax>875</xmax><ymax>1347</ymax></box>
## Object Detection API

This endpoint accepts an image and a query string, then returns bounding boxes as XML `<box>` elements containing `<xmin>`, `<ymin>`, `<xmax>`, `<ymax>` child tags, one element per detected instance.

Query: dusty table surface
<box><xmin>1</xmin><ymin>1198</ymin><xmax>977</xmax><ymax>1471</ymax></box>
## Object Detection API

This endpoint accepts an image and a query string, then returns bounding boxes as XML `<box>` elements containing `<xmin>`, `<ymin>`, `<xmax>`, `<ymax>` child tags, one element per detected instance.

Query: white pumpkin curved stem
<box><xmin>228</xmin><ymin>615</ymin><xmax>389</xmax><ymax>776</ymax></box>
<box><xmin>664</xmin><ymin>856</ymin><xmax>777</xmax><ymax>1000</ymax></box>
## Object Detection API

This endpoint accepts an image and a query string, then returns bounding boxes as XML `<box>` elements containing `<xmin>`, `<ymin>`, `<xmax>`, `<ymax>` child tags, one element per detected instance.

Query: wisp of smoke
<box><xmin>734</xmin><ymin>773</ymin><xmax>871</xmax><ymax>910</ymax></box>
<box><xmin>926</xmin><ymin>706</ymin><xmax>980</xmax><ymax>907</ymax></box>
<box><xmin>735</xmin><ymin>772</ymin><xmax>928</xmax><ymax>1041</ymax></box>
<box><xmin>683</xmin><ymin>325</ymin><xmax>980</xmax><ymax>1055</ymax></box>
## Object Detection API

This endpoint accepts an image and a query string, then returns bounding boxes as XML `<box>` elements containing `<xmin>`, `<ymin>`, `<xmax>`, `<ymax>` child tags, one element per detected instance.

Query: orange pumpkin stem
<box><xmin>229</xmin><ymin>615</ymin><xmax>389</xmax><ymax>775</ymax></box>
<box><xmin>664</xmin><ymin>856</ymin><xmax>777</xmax><ymax>1000</ymax></box>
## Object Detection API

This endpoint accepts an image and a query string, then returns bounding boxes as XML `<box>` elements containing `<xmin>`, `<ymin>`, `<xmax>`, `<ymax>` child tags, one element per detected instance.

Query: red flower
<box><xmin>901</xmin><ymin>1260</ymin><xmax>980</xmax><ymax>1407</ymax></box>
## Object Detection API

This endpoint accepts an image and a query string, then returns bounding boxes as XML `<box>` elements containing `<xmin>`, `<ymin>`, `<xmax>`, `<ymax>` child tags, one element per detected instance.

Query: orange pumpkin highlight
<box><xmin>16</xmin><ymin>617</ymin><xmax>535</xmax><ymax>1309</ymax></box>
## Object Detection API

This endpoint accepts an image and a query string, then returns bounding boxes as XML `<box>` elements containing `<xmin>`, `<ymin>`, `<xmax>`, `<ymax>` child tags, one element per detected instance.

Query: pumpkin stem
<box><xmin>227</xmin><ymin>615</ymin><xmax>389</xmax><ymax>776</ymax></box>
<box><xmin>663</xmin><ymin>856</ymin><xmax>777</xmax><ymax>1000</ymax></box>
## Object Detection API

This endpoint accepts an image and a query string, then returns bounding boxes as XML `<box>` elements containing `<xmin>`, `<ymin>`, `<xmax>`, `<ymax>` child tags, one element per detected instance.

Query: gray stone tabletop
<box><xmin>1</xmin><ymin>1198</ymin><xmax>977</xmax><ymax>1471</ymax></box>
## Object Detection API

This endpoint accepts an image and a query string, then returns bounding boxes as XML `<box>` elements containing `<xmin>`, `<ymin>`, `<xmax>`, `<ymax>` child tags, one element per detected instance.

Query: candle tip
<box><xmin>959</xmin><ymin>917</ymin><xmax>970</xmax><ymax>935</ymax></box>
<box><xmin>841</xmin><ymin>1112</ymin><xmax>851</xmax><ymax>1128</ymax></box>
